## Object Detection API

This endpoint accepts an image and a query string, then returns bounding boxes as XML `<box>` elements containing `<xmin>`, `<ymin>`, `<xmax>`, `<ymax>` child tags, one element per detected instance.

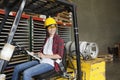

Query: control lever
<box><xmin>13</xmin><ymin>42</ymin><xmax>41</xmax><ymax>62</ymax></box>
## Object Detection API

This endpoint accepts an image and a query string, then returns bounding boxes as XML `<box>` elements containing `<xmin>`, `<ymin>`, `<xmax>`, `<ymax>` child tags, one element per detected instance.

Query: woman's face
<box><xmin>47</xmin><ymin>27</ymin><xmax>56</xmax><ymax>36</ymax></box>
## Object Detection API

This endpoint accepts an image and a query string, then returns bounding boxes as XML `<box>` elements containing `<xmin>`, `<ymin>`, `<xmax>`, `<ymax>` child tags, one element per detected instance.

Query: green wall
<box><xmin>73</xmin><ymin>0</ymin><xmax>120</xmax><ymax>53</ymax></box>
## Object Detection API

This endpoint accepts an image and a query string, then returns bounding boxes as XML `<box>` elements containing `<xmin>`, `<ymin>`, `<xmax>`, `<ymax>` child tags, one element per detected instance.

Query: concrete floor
<box><xmin>106</xmin><ymin>59</ymin><xmax>120</xmax><ymax>80</ymax></box>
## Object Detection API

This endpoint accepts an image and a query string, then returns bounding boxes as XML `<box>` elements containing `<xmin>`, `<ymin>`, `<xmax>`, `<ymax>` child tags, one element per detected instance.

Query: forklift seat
<box><xmin>33</xmin><ymin>47</ymin><xmax>67</xmax><ymax>80</ymax></box>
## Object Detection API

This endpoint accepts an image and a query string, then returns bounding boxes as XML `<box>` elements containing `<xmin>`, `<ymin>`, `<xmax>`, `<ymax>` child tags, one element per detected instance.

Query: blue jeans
<box><xmin>12</xmin><ymin>60</ymin><xmax>54</xmax><ymax>80</ymax></box>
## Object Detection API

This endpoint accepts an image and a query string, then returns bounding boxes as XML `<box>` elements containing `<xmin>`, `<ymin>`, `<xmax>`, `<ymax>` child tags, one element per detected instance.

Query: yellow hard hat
<box><xmin>44</xmin><ymin>17</ymin><xmax>57</xmax><ymax>28</ymax></box>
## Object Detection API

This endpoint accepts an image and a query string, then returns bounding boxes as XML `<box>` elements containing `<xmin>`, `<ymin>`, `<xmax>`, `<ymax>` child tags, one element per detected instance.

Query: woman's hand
<box><xmin>38</xmin><ymin>52</ymin><xmax>45</xmax><ymax>58</ymax></box>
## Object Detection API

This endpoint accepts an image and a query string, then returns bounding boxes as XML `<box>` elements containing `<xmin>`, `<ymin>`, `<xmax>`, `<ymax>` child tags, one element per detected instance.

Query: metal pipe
<box><xmin>56</xmin><ymin>0</ymin><xmax>74</xmax><ymax>6</ymax></box>
<box><xmin>7</xmin><ymin>0</ymin><xmax>26</xmax><ymax>44</ymax></box>
<box><xmin>29</xmin><ymin>16</ymin><xmax>33</xmax><ymax>61</ymax></box>
<box><xmin>72</xmin><ymin>4</ymin><xmax>82</xmax><ymax>80</ymax></box>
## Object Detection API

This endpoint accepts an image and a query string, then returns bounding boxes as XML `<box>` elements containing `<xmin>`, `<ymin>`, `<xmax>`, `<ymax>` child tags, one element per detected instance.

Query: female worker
<box><xmin>12</xmin><ymin>17</ymin><xmax>64</xmax><ymax>80</ymax></box>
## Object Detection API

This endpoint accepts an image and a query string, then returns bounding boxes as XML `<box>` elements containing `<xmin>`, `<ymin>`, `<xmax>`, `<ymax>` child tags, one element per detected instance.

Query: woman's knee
<box><xmin>14</xmin><ymin>65</ymin><xmax>21</xmax><ymax>71</ymax></box>
<box><xmin>23</xmin><ymin>69</ymin><xmax>31</xmax><ymax>77</ymax></box>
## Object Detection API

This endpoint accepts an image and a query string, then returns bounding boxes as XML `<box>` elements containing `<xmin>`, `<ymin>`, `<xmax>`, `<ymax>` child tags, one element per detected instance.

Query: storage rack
<box><xmin>32</xmin><ymin>17</ymin><xmax>46</xmax><ymax>52</ymax></box>
<box><xmin>58</xmin><ymin>25</ymin><xmax>71</xmax><ymax>43</ymax></box>
<box><xmin>0</xmin><ymin>12</ymin><xmax>30</xmax><ymax>79</ymax></box>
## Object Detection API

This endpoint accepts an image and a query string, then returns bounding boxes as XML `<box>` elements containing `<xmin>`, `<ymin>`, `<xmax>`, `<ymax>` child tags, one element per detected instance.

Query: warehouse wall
<box><xmin>73</xmin><ymin>0</ymin><xmax>120</xmax><ymax>53</ymax></box>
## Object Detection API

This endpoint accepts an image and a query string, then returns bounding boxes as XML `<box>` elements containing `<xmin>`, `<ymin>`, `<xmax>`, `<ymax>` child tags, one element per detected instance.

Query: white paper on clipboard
<box><xmin>26</xmin><ymin>50</ymin><xmax>41</xmax><ymax>62</ymax></box>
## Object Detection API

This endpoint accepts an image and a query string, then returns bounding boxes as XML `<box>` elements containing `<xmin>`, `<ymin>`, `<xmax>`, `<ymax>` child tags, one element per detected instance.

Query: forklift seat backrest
<box><xmin>53</xmin><ymin>46</ymin><xmax>67</xmax><ymax>74</ymax></box>
<box><xmin>60</xmin><ymin>47</ymin><xmax>67</xmax><ymax>73</ymax></box>
<box><xmin>54</xmin><ymin>46</ymin><xmax>67</xmax><ymax>74</ymax></box>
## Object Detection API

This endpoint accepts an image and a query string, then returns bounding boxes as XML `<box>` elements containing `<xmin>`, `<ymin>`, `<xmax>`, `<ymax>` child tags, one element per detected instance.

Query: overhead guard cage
<box><xmin>0</xmin><ymin>0</ymin><xmax>81</xmax><ymax>80</ymax></box>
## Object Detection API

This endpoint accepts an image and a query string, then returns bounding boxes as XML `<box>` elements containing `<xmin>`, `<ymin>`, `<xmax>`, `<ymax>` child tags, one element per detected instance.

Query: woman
<box><xmin>12</xmin><ymin>17</ymin><xmax>64</xmax><ymax>80</ymax></box>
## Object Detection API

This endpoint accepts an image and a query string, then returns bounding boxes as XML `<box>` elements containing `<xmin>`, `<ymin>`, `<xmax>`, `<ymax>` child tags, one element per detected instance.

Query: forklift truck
<box><xmin>0</xmin><ymin>0</ymin><xmax>81</xmax><ymax>80</ymax></box>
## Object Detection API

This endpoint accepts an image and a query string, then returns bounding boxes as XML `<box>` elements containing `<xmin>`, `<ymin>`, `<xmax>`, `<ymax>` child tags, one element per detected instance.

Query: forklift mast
<box><xmin>0</xmin><ymin>0</ymin><xmax>26</xmax><ymax>74</ymax></box>
<box><xmin>0</xmin><ymin>0</ymin><xmax>81</xmax><ymax>80</ymax></box>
